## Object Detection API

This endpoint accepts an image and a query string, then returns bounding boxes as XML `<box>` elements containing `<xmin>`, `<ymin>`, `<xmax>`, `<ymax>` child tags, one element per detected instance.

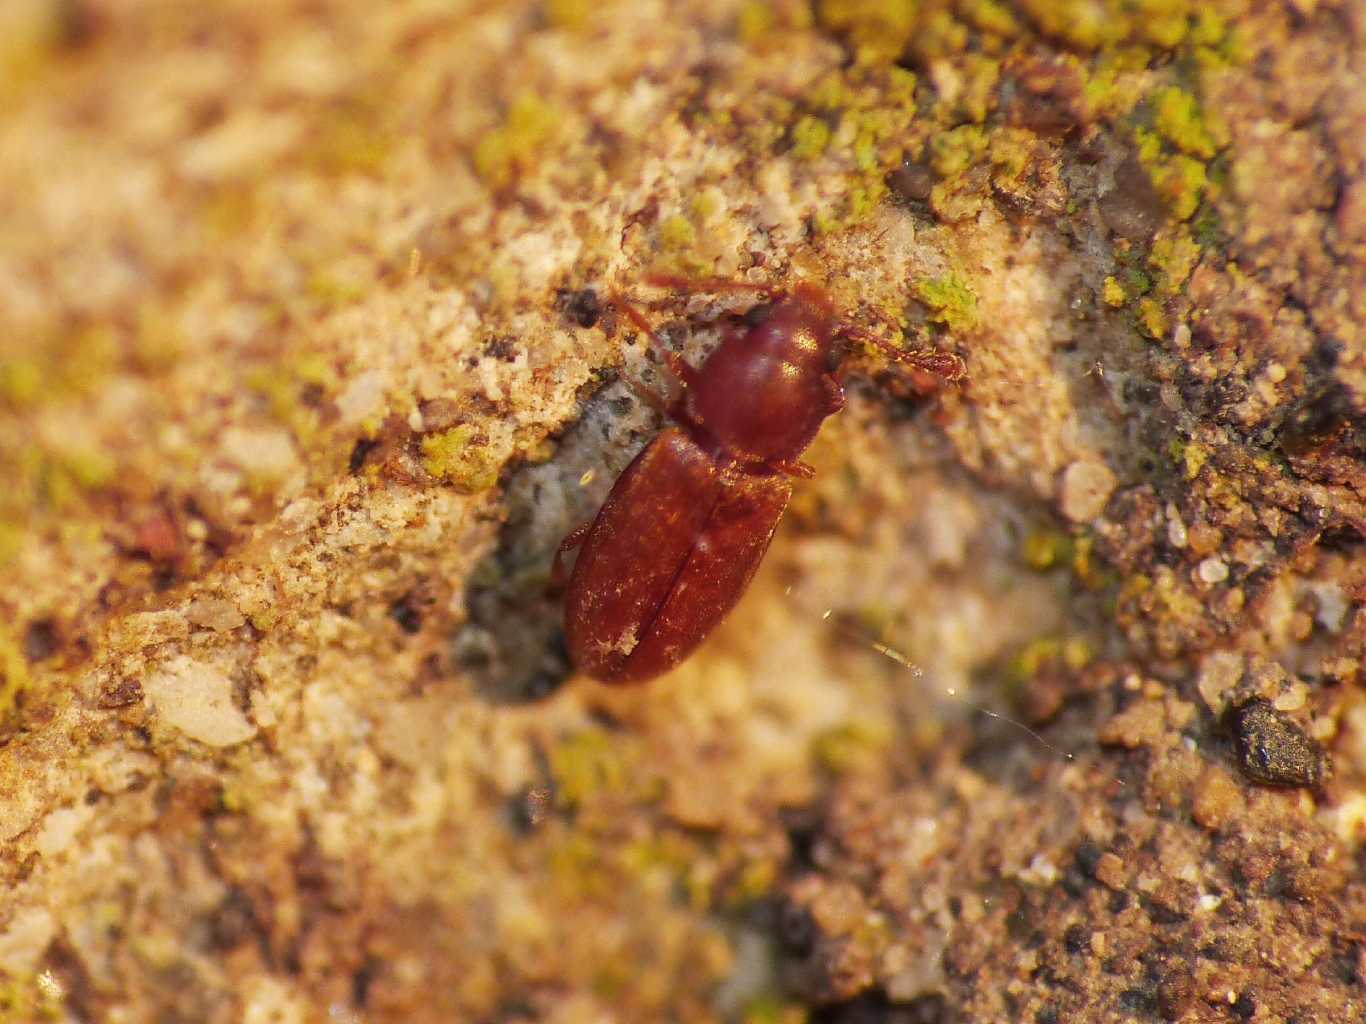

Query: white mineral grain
<box><xmin>1059</xmin><ymin>458</ymin><xmax>1116</xmax><ymax>522</ymax></box>
<box><xmin>143</xmin><ymin>655</ymin><xmax>257</xmax><ymax>747</ymax></box>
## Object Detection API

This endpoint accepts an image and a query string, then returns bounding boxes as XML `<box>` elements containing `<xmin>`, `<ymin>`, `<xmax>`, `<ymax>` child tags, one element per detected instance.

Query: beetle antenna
<box><xmin>818</xmin><ymin>608</ymin><xmax>1120</xmax><ymax>779</ymax></box>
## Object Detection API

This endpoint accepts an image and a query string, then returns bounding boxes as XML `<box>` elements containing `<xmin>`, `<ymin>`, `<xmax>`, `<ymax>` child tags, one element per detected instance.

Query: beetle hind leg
<box><xmin>549</xmin><ymin>520</ymin><xmax>593</xmax><ymax>595</ymax></box>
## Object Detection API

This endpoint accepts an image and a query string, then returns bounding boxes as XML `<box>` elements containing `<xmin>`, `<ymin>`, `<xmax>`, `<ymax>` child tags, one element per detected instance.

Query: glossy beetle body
<box><xmin>561</xmin><ymin>278</ymin><xmax>961</xmax><ymax>684</ymax></box>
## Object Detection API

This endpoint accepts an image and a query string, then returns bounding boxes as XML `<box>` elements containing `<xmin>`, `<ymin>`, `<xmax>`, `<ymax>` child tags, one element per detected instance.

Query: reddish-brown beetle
<box><xmin>558</xmin><ymin>275</ymin><xmax>964</xmax><ymax>684</ymax></box>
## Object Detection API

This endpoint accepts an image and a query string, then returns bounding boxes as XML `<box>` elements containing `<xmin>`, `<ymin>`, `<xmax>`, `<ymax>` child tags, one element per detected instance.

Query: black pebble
<box><xmin>1233</xmin><ymin>699</ymin><xmax>1324</xmax><ymax>788</ymax></box>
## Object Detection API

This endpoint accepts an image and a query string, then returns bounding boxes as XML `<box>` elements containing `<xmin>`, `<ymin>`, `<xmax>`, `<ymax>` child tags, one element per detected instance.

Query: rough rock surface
<box><xmin>0</xmin><ymin>0</ymin><xmax>1362</xmax><ymax>1021</ymax></box>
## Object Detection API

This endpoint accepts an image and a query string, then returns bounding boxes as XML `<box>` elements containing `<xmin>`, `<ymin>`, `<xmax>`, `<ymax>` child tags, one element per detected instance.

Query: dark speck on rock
<box><xmin>389</xmin><ymin>593</ymin><xmax>423</xmax><ymax>635</ymax></box>
<box><xmin>1232</xmin><ymin>699</ymin><xmax>1324</xmax><ymax>787</ymax></box>
<box><xmin>812</xmin><ymin>990</ymin><xmax>951</xmax><ymax>1024</ymax></box>
<box><xmin>24</xmin><ymin>618</ymin><xmax>60</xmax><ymax>662</ymax></box>
<box><xmin>348</xmin><ymin>436</ymin><xmax>379</xmax><ymax>474</ymax></box>
<box><xmin>887</xmin><ymin>160</ymin><xmax>935</xmax><ymax>204</ymax></box>
<box><xmin>778</xmin><ymin>901</ymin><xmax>819</xmax><ymax>954</ymax></box>
<box><xmin>556</xmin><ymin>287</ymin><xmax>601</xmax><ymax>328</ymax></box>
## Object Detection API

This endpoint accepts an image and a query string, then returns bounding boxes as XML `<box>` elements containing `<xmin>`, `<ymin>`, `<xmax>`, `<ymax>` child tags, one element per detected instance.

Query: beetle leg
<box><xmin>838</xmin><ymin>324</ymin><xmax>967</xmax><ymax>383</ymax></box>
<box><xmin>771</xmin><ymin>458</ymin><xmax>816</xmax><ymax>479</ymax></box>
<box><xmin>549</xmin><ymin>520</ymin><xmax>594</xmax><ymax>594</ymax></box>
<box><xmin>613</xmin><ymin>292</ymin><xmax>700</xmax><ymax>389</ymax></box>
<box><xmin>821</xmin><ymin>372</ymin><xmax>846</xmax><ymax>415</ymax></box>
<box><xmin>642</xmin><ymin>272</ymin><xmax>782</xmax><ymax>301</ymax></box>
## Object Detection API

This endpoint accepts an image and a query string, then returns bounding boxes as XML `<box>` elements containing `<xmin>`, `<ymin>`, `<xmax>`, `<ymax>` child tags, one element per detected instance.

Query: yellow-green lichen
<box><xmin>305</xmin><ymin>269</ymin><xmax>368</xmax><ymax>308</ymax></box>
<box><xmin>1070</xmin><ymin>533</ymin><xmax>1108</xmax><ymax>589</ymax></box>
<box><xmin>0</xmin><ymin>358</ymin><xmax>42</xmax><ymax>407</ymax></box>
<box><xmin>312</xmin><ymin>101</ymin><xmax>392</xmax><ymax>177</ymax></box>
<box><xmin>658</xmin><ymin>213</ymin><xmax>697</xmax><ymax>253</ymax></box>
<box><xmin>421</xmin><ymin>426</ymin><xmax>501</xmax><ymax>493</ymax></box>
<box><xmin>816</xmin><ymin>0</ymin><xmax>920</xmax><ymax>61</ymax></box>
<box><xmin>1136</xmin><ymin>295</ymin><xmax>1169</xmax><ymax>339</ymax></box>
<box><xmin>736</xmin><ymin>1</ymin><xmax>776</xmax><ymax>45</ymax></box>
<box><xmin>1148</xmin><ymin>152</ymin><xmax>1207</xmax><ymax>221</ymax></box>
<box><xmin>545</xmin><ymin>0</ymin><xmax>592</xmax><ymax>31</ymax></box>
<box><xmin>550</xmin><ymin>730</ymin><xmax>629</xmax><ymax>808</ymax></box>
<box><xmin>1023</xmin><ymin>529</ymin><xmax>1073</xmax><ymax>571</ymax></box>
<box><xmin>1010</xmin><ymin>635</ymin><xmax>1093</xmax><ymax>682</ymax></box>
<box><xmin>0</xmin><ymin>972</ymin><xmax>63</xmax><ymax>1022</ymax></box>
<box><xmin>1148</xmin><ymin>229</ymin><xmax>1201</xmax><ymax>296</ymax></box>
<box><xmin>790</xmin><ymin>114</ymin><xmax>831</xmax><ymax>160</ymax></box>
<box><xmin>988</xmin><ymin>126</ymin><xmax>1038</xmax><ymax>179</ymax></box>
<box><xmin>1015</xmin><ymin>0</ymin><xmax>1197</xmax><ymax>52</ymax></box>
<box><xmin>1168</xmin><ymin>437</ymin><xmax>1211</xmax><ymax>479</ymax></box>
<box><xmin>743</xmin><ymin>994</ymin><xmax>806</xmax><ymax>1024</ymax></box>
<box><xmin>0</xmin><ymin>522</ymin><xmax>23</xmax><ymax>567</ymax></box>
<box><xmin>960</xmin><ymin>0</ymin><xmax>1022</xmax><ymax>38</ymax></box>
<box><xmin>473</xmin><ymin>93</ymin><xmax>562</xmax><ymax>190</ymax></box>
<box><xmin>1102</xmin><ymin>275</ymin><xmax>1127</xmax><ymax>307</ymax></box>
<box><xmin>812</xmin><ymin>717</ymin><xmax>892</xmax><ymax>774</ymax></box>
<box><xmin>915</xmin><ymin>273</ymin><xmax>979</xmax><ymax>332</ymax></box>
<box><xmin>1152</xmin><ymin>86</ymin><xmax>1220</xmax><ymax>159</ymax></box>
<box><xmin>929</xmin><ymin>124</ymin><xmax>988</xmax><ymax>179</ymax></box>
<box><xmin>0</xmin><ymin>625</ymin><xmax>31</xmax><ymax>726</ymax></box>
<box><xmin>1013</xmin><ymin>0</ymin><xmax>1126</xmax><ymax>51</ymax></box>
<box><xmin>245</xmin><ymin>359</ymin><xmax>330</xmax><ymax>448</ymax></box>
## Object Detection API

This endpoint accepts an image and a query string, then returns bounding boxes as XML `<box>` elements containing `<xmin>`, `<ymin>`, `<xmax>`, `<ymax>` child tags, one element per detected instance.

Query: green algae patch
<box><xmin>421</xmin><ymin>426</ymin><xmax>501</xmax><ymax>493</ymax></box>
<box><xmin>473</xmin><ymin>93</ymin><xmax>563</xmax><ymax>190</ymax></box>
<box><xmin>915</xmin><ymin>274</ymin><xmax>980</xmax><ymax>332</ymax></box>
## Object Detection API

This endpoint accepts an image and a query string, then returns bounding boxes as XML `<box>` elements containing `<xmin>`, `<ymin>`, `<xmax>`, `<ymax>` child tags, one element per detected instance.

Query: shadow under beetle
<box><xmin>557</xmin><ymin>274</ymin><xmax>965</xmax><ymax>684</ymax></box>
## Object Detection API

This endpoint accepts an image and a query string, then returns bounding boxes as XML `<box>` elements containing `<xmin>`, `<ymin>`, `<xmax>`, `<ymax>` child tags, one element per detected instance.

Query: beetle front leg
<box><xmin>837</xmin><ymin>323</ymin><xmax>967</xmax><ymax>385</ymax></box>
<box><xmin>642</xmin><ymin>272</ymin><xmax>782</xmax><ymax>302</ymax></box>
<box><xmin>613</xmin><ymin>292</ymin><xmax>700</xmax><ymax>389</ymax></box>
<box><xmin>822</xmin><ymin>372</ymin><xmax>846</xmax><ymax>415</ymax></box>
<box><xmin>770</xmin><ymin>458</ymin><xmax>816</xmax><ymax>479</ymax></box>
